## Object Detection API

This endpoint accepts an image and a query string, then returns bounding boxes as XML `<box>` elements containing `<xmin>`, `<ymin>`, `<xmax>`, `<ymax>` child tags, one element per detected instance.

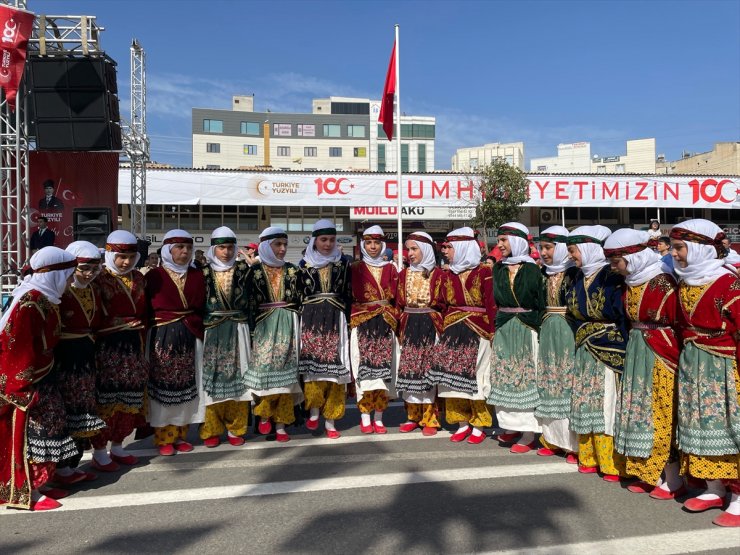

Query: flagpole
<box><xmin>394</xmin><ymin>24</ymin><xmax>403</xmax><ymax>271</ymax></box>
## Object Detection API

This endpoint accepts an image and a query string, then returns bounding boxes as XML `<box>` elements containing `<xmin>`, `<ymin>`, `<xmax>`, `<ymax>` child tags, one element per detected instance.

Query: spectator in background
<box><xmin>139</xmin><ymin>252</ymin><xmax>159</xmax><ymax>275</ymax></box>
<box><xmin>30</xmin><ymin>217</ymin><xmax>55</xmax><ymax>252</ymax></box>
<box><xmin>239</xmin><ymin>243</ymin><xmax>260</xmax><ymax>266</ymax></box>
<box><xmin>382</xmin><ymin>248</ymin><xmax>393</xmax><ymax>262</ymax></box>
<box><xmin>647</xmin><ymin>220</ymin><xmax>662</xmax><ymax>241</ymax></box>
<box><xmin>194</xmin><ymin>249</ymin><xmax>207</xmax><ymax>268</ymax></box>
<box><xmin>657</xmin><ymin>236</ymin><xmax>674</xmax><ymax>272</ymax></box>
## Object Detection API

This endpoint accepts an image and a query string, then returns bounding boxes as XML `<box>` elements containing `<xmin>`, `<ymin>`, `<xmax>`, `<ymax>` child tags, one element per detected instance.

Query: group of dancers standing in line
<box><xmin>0</xmin><ymin>216</ymin><xmax>738</xmax><ymax>527</ymax></box>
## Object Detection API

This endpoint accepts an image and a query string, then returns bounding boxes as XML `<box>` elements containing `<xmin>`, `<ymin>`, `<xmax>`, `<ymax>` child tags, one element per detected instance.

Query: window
<box><xmin>205</xmin><ymin>164</ymin><xmax>220</xmax><ymax>169</ymax></box>
<box><xmin>378</xmin><ymin>144</ymin><xmax>386</xmax><ymax>172</ymax></box>
<box><xmin>323</xmin><ymin>124</ymin><xmax>340</xmax><ymax>137</ymax></box>
<box><xmin>243</xmin><ymin>144</ymin><xmax>258</xmax><ymax>155</ymax></box>
<box><xmin>401</xmin><ymin>143</ymin><xmax>409</xmax><ymax>172</ymax></box>
<box><xmin>469</xmin><ymin>157</ymin><xmax>479</xmax><ymax>170</ymax></box>
<box><xmin>505</xmin><ymin>155</ymin><xmax>514</xmax><ymax>166</ymax></box>
<box><xmin>304</xmin><ymin>147</ymin><xmax>317</xmax><ymax>157</ymax></box>
<box><xmin>202</xmin><ymin>119</ymin><xmax>223</xmax><ymax>133</ymax></box>
<box><xmin>240</xmin><ymin>121</ymin><xmax>260</xmax><ymax>135</ymax></box>
<box><xmin>329</xmin><ymin>147</ymin><xmax>342</xmax><ymax>157</ymax></box>
<box><xmin>273</xmin><ymin>123</ymin><xmax>291</xmax><ymax>136</ymax></box>
<box><xmin>277</xmin><ymin>146</ymin><xmax>290</xmax><ymax>156</ymax></box>
<box><xmin>354</xmin><ymin>147</ymin><xmax>366</xmax><ymax>157</ymax></box>
<box><xmin>378</xmin><ymin>123</ymin><xmax>435</xmax><ymax>139</ymax></box>
<box><xmin>596</xmin><ymin>165</ymin><xmax>607</xmax><ymax>173</ymax></box>
<box><xmin>418</xmin><ymin>144</ymin><xmax>426</xmax><ymax>172</ymax></box>
<box><xmin>347</xmin><ymin>125</ymin><xmax>366</xmax><ymax>138</ymax></box>
<box><xmin>206</xmin><ymin>143</ymin><xmax>220</xmax><ymax>153</ymax></box>
<box><xmin>331</xmin><ymin>102</ymin><xmax>370</xmax><ymax>115</ymax></box>
<box><xmin>615</xmin><ymin>163</ymin><xmax>626</xmax><ymax>173</ymax></box>
<box><xmin>297</xmin><ymin>124</ymin><xmax>315</xmax><ymax>137</ymax></box>
<box><xmin>536</xmin><ymin>165</ymin><xmax>548</xmax><ymax>172</ymax></box>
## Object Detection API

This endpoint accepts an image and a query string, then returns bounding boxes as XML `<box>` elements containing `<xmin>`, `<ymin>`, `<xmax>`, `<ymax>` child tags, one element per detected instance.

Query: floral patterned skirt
<box><xmin>487</xmin><ymin>318</ymin><xmax>539</xmax><ymax>410</ymax></box>
<box><xmin>396</xmin><ymin>313</ymin><xmax>437</xmax><ymax>394</ymax></box>
<box><xmin>96</xmin><ymin>329</ymin><xmax>149</xmax><ymax>411</ymax></box>
<box><xmin>148</xmin><ymin>320</ymin><xmax>198</xmax><ymax>406</ymax></box>
<box><xmin>570</xmin><ymin>345</ymin><xmax>619</xmax><ymax>435</ymax></box>
<box><xmin>535</xmin><ymin>314</ymin><xmax>574</xmax><ymax>419</ymax></box>
<box><xmin>299</xmin><ymin>302</ymin><xmax>351</xmax><ymax>382</ymax></box>
<box><xmin>353</xmin><ymin>314</ymin><xmax>394</xmax><ymax>383</ymax></box>
<box><xmin>202</xmin><ymin>320</ymin><xmax>250</xmax><ymax>401</ymax></box>
<box><xmin>27</xmin><ymin>380</ymin><xmax>78</xmax><ymax>463</ymax></box>
<box><xmin>430</xmin><ymin>320</ymin><xmax>481</xmax><ymax>397</ymax></box>
<box><xmin>53</xmin><ymin>337</ymin><xmax>105</xmax><ymax>438</ymax></box>
<box><xmin>677</xmin><ymin>342</ymin><xmax>740</xmax><ymax>456</ymax></box>
<box><xmin>248</xmin><ymin>308</ymin><xmax>300</xmax><ymax>392</ymax></box>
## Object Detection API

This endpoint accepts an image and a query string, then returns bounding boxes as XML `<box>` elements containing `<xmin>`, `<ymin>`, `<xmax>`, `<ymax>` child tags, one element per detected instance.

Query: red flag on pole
<box><xmin>378</xmin><ymin>40</ymin><xmax>396</xmax><ymax>142</ymax></box>
<box><xmin>0</xmin><ymin>5</ymin><xmax>34</xmax><ymax>111</ymax></box>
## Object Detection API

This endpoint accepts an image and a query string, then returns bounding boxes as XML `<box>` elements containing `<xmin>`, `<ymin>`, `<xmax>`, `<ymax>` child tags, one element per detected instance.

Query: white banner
<box><xmin>349</xmin><ymin>205</ymin><xmax>476</xmax><ymax>220</ymax></box>
<box><xmin>118</xmin><ymin>169</ymin><xmax>740</xmax><ymax>209</ymax></box>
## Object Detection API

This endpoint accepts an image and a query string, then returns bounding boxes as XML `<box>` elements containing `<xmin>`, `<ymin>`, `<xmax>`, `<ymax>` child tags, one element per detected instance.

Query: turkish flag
<box><xmin>378</xmin><ymin>41</ymin><xmax>396</xmax><ymax>142</ymax></box>
<box><xmin>0</xmin><ymin>5</ymin><xmax>35</xmax><ymax>111</ymax></box>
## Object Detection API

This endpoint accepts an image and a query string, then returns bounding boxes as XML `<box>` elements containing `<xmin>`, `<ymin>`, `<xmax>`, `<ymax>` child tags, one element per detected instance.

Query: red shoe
<box><xmin>537</xmin><ymin>447</ymin><xmax>557</xmax><ymax>457</ymax></box>
<box><xmin>450</xmin><ymin>427</ymin><xmax>472</xmax><ymax>443</ymax></box>
<box><xmin>422</xmin><ymin>426</ymin><xmax>438</xmax><ymax>436</ymax></box>
<box><xmin>75</xmin><ymin>471</ymin><xmax>98</xmax><ymax>482</ymax></box>
<box><xmin>203</xmin><ymin>436</ymin><xmax>220</xmax><ymax>448</ymax></box>
<box><xmin>565</xmin><ymin>453</ymin><xmax>578</xmax><ymax>465</ymax></box>
<box><xmin>627</xmin><ymin>480</ymin><xmax>655</xmax><ymax>494</ymax></box>
<box><xmin>258</xmin><ymin>420</ymin><xmax>272</xmax><ymax>434</ymax></box>
<box><xmin>91</xmin><ymin>458</ymin><xmax>120</xmax><ymax>472</ymax></box>
<box><xmin>510</xmin><ymin>441</ymin><xmax>537</xmax><ymax>454</ymax></box>
<box><xmin>174</xmin><ymin>441</ymin><xmax>193</xmax><ymax>453</ymax></box>
<box><xmin>305</xmin><ymin>418</ymin><xmax>319</xmax><ymax>431</ymax></box>
<box><xmin>467</xmin><ymin>432</ymin><xmax>487</xmax><ymax>444</ymax></box>
<box><xmin>360</xmin><ymin>423</ymin><xmax>374</xmax><ymax>434</ymax></box>
<box><xmin>713</xmin><ymin>511</ymin><xmax>740</xmax><ymax>527</ymax></box>
<box><xmin>110</xmin><ymin>453</ymin><xmax>139</xmax><ymax>465</ymax></box>
<box><xmin>578</xmin><ymin>464</ymin><xmax>598</xmax><ymax>474</ymax></box>
<box><xmin>227</xmin><ymin>435</ymin><xmax>245</xmax><ymax>446</ymax></box>
<box><xmin>276</xmin><ymin>432</ymin><xmax>290</xmax><ymax>443</ymax></box>
<box><xmin>683</xmin><ymin>495</ymin><xmax>725</xmax><ymax>512</ymax></box>
<box><xmin>52</xmin><ymin>472</ymin><xmax>87</xmax><ymax>485</ymax></box>
<box><xmin>31</xmin><ymin>497</ymin><xmax>62</xmax><ymax>511</ymax></box>
<box><xmin>373</xmin><ymin>422</ymin><xmax>387</xmax><ymax>434</ymax></box>
<box><xmin>496</xmin><ymin>431</ymin><xmax>521</xmax><ymax>443</ymax></box>
<box><xmin>41</xmin><ymin>487</ymin><xmax>70</xmax><ymax>500</ymax></box>
<box><xmin>158</xmin><ymin>444</ymin><xmax>176</xmax><ymax>456</ymax></box>
<box><xmin>326</xmin><ymin>429</ymin><xmax>341</xmax><ymax>439</ymax></box>
<box><xmin>650</xmin><ymin>485</ymin><xmax>687</xmax><ymax>500</ymax></box>
<box><xmin>602</xmin><ymin>474</ymin><xmax>622</xmax><ymax>483</ymax></box>
<box><xmin>399</xmin><ymin>422</ymin><xmax>419</xmax><ymax>433</ymax></box>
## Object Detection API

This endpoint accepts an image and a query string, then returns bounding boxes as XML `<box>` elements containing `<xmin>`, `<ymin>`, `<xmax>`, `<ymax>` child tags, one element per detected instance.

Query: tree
<box><xmin>469</xmin><ymin>159</ymin><xmax>530</xmax><ymax>249</ymax></box>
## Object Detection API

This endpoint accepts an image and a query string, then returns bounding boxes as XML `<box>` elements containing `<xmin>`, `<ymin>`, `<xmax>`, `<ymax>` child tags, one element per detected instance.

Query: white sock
<box><xmin>93</xmin><ymin>448</ymin><xmax>112</xmax><ymax>465</ymax></box>
<box><xmin>517</xmin><ymin>431</ymin><xmax>535</xmax><ymax>445</ymax></box>
<box><xmin>309</xmin><ymin>408</ymin><xmax>320</xmax><ymax>420</ymax></box>
<box><xmin>657</xmin><ymin>461</ymin><xmax>682</xmax><ymax>491</ymax></box>
<box><xmin>361</xmin><ymin>413</ymin><xmax>371</xmax><ymax>426</ymax></box>
<box><xmin>110</xmin><ymin>443</ymin><xmax>128</xmax><ymax>457</ymax></box>
<box><xmin>275</xmin><ymin>423</ymin><xmax>286</xmax><ymax>435</ymax></box>
<box><xmin>457</xmin><ymin>423</ymin><xmax>470</xmax><ymax>434</ymax></box>
<box><xmin>227</xmin><ymin>431</ymin><xmax>239</xmax><ymax>438</ymax></box>
<box><xmin>471</xmin><ymin>427</ymin><xmax>484</xmax><ymax>437</ymax></box>
<box><xmin>374</xmin><ymin>411</ymin><xmax>384</xmax><ymax>425</ymax></box>
<box><xmin>55</xmin><ymin>466</ymin><xmax>74</xmax><ymax>477</ymax></box>
<box><xmin>325</xmin><ymin>419</ymin><xmax>336</xmax><ymax>432</ymax></box>
<box><xmin>726</xmin><ymin>492</ymin><xmax>740</xmax><ymax>516</ymax></box>
<box><xmin>697</xmin><ymin>479</ymin><xmax>726</xmax><ymax>501</ymax></box>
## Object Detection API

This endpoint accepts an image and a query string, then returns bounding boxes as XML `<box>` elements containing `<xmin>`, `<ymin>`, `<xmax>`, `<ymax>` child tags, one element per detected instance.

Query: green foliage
<box><xmin>470</xmin><ymin>160</ymin><xmax>530</xmax><ymax>247</ymax></box>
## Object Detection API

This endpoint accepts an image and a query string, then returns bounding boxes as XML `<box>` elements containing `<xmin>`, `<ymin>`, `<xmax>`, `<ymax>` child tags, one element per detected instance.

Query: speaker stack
<box><xmin>72</xmin><ymin>207</ymin><xmax>113</xmax><ymax>248</ymax></box>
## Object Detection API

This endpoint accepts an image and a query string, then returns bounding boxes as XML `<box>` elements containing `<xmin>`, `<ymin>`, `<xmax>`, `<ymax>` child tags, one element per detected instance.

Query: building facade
<box><xmin>656</xmin><ymin>142</ymin><xmax>740</xmax><ymax>175</ymax></box>
<box><xmin>531</xmin><ymin>138</ymin><xmax>656</xmax><ymax>174</ymax></box>
<box><xmin>192</xmin><ymin>96</ymin><xmax>435</xmax><ymax>173</ymax></box>
<box><xmin>451</xmin><ymin>141</ymin><xmax>525</xmax><ymax>171</ymax></box>
<box><xmin>530</xmin><ymin>142</ymin><xmax>591</xmax><ymax>173</ymax></box>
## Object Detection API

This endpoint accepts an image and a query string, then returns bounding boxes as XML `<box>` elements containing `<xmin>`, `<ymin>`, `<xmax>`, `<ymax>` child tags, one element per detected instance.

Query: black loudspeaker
<box><xmin>73</xmin><ymin>207</ymin><xmax>112</xmax><ymax>248</ymax></box>
<box><xmin>136</xmin><ymin>238</ymin><xmax>151</xmax><ymax>268</ymax></box>
<box><xmin>26</xmin><ymin>57</ymin><xmax>121</xmax><ymax>151</ymax></box>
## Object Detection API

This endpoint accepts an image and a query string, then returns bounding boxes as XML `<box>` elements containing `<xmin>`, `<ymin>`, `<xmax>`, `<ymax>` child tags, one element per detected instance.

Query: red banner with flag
<box><xmin>0</xmin><ymin>5</ymin><xmax>34</xmax><ymax>110</ymax></box>
<box><xmin>378</xmin><ymin>40</ymin><xmax>396</xmax><ymax>142</ymax></box>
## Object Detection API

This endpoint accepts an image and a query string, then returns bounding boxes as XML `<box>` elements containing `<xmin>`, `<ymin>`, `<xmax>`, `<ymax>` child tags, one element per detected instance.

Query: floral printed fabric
<box><xmin>535</xmin><ymin>313</ymin><xmax>575</xmax><ymax>419</ymax></box>
<box><xmin>430</xmin><ymin>320</ymin><xmax>480</xmax><ymax>396</ymax></box>
<box><xmin>96</xmin><ymin>330</ymin><xmax>149</xmax><ymax>409</ymax></box>
<box><xmin>570</xmin><ymin>346</ymin><xmax>608</xmax><ymax>434</ymax></box>
<box><xmin>148</xmin><ymin>321</ymin><xmax>198</xmax><ymax>406</ymax></box>
<box><xmin>396</xmin><ymin>313</ymin><xmax>438</xmax><ymax>394</ymax></box>
<box><xmin>247</xmin><ymin>309</ymin><xmax>300</xmax><ymax>390</ymax></box>
<box><xmin>356</xmin><ymin>315</ymin><xmax>394</xmax><ymax>382</ymax></box>
<box><xmin>299</xmin><ymin>302</ymin><xmax>350</xmax><ymax>381</ymax></box>
<box><xmin>488</xmin><ymin>318</ymin><xmax>539</xmax><ymax>409</ymax></box>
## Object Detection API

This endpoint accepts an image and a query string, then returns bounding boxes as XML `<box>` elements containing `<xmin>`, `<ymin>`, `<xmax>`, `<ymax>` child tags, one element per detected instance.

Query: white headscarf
<box><xmin>405</xmin><ymin>231</ymin><xmax>437</xmax><ymax>273</ymax></box>
<box><xmin>303</xmin><ymin>219</ymin><xmax>341</xmax><ymax>268</ymax></box>
<box><xmin>360</xmin><ymin>225</ymin><xmax>389</xmax><ymax>268</ymax></box>
<box><xmin>604</xmin><ymin>229</ymin><xmax>666</xmax><ymax>287</ymax></box>
<box><xmin>258</xmin><ymin>226</ymin><xmax>288</xmax><ymax>268</ymax></box>
<box><xmin>447</xmin><ymin>227</ymin><xmax>481</xmax><ymax>274</ymax></box>
<box><xmin>104</xmin><ymin>230</ymin><xmax>140</xmax><ymax>276</ymax></box>
<box><xmin>570</xmin><ymin>225</ymin><xmax>612</xmax><ymax>278</ymax></box>
<box><xmin>206</xmin><ymin>226</ymin><xmax>237</xmax><ymax>272</ymax></box>
<box><xmin>539</xmin><ymin>225</ymin><xmax>573</xmax><ymax>276</ymax></box>
<box><xmin>670</xmin><ymin>219</ymin><xmax>734</xmax><ymax>286</ymax></box>
<box><xmin>0</xmin><ymin>247</ymin><xmax>76</xmax><ymax>331</ymax></box>
<box><xmin>161</xmin><ymin>229</ymin><xmax>194</xmax><ymax>276</ymax></box>
<box><xmin>66</xmin><ymin>240</ymin><xmax>102</xmax><ymax>288</ymax></box>
<box><xmin>498</xmin><ymin>222</ymin><xmax>535</xmax><ymax>265</ymax></box>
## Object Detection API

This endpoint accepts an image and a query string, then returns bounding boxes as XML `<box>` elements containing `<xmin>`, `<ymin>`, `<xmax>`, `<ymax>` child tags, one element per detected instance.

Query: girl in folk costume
<box><xmin>432</xmin><ymin>227</ymin><xmax>495</xmax><ymax>444</ymax></box>
<box><xmin>0</xmin><ymin>247</ymin><xmax>76</xmax><ymax>511</ymax></box>
<box><xmin>566</xmin><ymin>225</ymin><xmax>628</xmax><ymax>481</ymax></box>
<box><xmin>604</xmin><ymin>229</ymin><xmax>682</xmax><ymax>499</ymax></box>
<box><xmin>487</xmin><ymin>222</ymin><xmax>544</xmax><ymax>453</ymax></box>
<box><xmin>350</xmin><ymin>226</ymin><xmax>400</xmax><ymax>434</ymax></box>
<box><xmin>299</xmin><ymin>219</ymin><xmax>352</xmax><ymax>439</ymax></box>
<box><xmin>92</xmin><ymin>231</ymin><xmax>149</xmax><ymax>470</ymax></box>
<box><xmin>534</xmin><ymin>226</ymin><xmax>579</xmax><ymax>460</ymax></box>
<box><xmin>51</xmin><ymin>242</ymin><xmax>106</xmax><ymax>484</ymax></box>
<box><xmin>146</xmin><ymin>229</ymin><xmax>206</xmax><ymax>456</ymax></box>
<box><xmin>396</xmin><ymin>232</ymin><xmax>446</xmax><ymax>435</ymax></box>
<box><xmin>199</xmin><ymin>226</ymin><xmax>252</xmax><ymax>448</ymax></box>
<box><xmin>670</xmin><ymin>219</ymin><xmax>740</xmax><ymax>528</ymax></box>
<box><xmin>246</xmin><ymin>227</ymin><xmax>303</xmax><ymax>442</ymax></box>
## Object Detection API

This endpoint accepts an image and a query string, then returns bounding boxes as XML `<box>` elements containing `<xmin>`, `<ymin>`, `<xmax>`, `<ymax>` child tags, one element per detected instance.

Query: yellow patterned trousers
<box><xmin>407</xmin><ymin>402</ymin><xmax>440</xmax><ymax>428</ymax></box>
<box><xmin>253</xmin><ymin>394</ymin><xmax>296</xmax><ymax>425</ymax></box>
<box><xmin>304</xmin><ymin>381</ymin><xmax>346</xmax><ymax>420</ymax></box>
<box><xmin>445</xmin><ymin>398</ymin><xmax>492</xmax><ymax>428</ymax></box>
<box><xmin>358</xmin><ymin>390</ymin><xmax>388</xmax><ymax>413</ymax></box>
<box><xmin>154</xmin><ymin>425</ymin><xmax>189</xmax><ymax>446</ymax></box>
<box><xmin>579</xmin><ymin>433</ymin><xmax>625</xmax><ymax>476</ymax></box>
<box><xmin>199</xmin><ymin>400</ymin><xmax>249</xmax><ymax>439</ymax></box>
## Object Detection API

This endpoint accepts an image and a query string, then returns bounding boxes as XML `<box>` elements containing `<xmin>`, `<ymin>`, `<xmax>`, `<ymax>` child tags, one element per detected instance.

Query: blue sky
<box><xmin>33</xmin><ymin>0</ymin><xmax>740</xmax><ymax>169</ymax></box>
